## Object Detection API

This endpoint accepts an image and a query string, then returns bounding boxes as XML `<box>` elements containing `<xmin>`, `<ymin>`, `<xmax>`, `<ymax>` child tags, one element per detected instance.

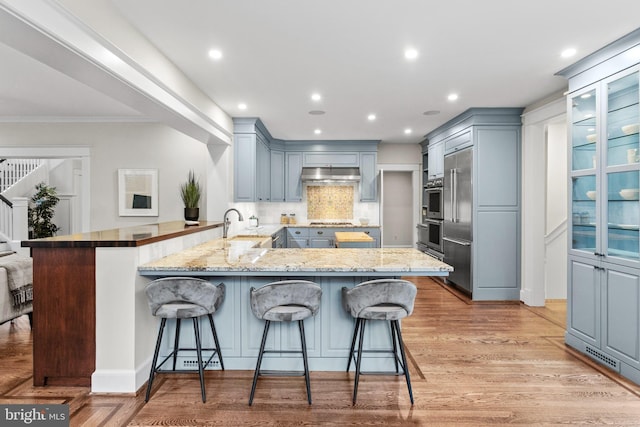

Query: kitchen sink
<box><xmin>227</xmin><ymin>235</ymin><xmax>272</xmax><ymax>248</ymax></box>
<box><xmin>228</xmin><ymin>235</ymin><xmax>268</xmax><ymax>241</ymax></box>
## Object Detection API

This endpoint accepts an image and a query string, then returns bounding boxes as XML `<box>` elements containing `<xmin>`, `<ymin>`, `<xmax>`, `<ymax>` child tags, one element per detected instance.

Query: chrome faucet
<box><xmin>223</xmin><ymin>208</ymin><xmax>244</xmax><ymax>238</ymax></box>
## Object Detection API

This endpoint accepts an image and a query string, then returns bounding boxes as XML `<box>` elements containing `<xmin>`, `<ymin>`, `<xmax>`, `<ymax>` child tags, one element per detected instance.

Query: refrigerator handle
<box><xmin>453</xmin><ymin>168</ymin><xmax>458</xmax><ymax>223</ymax></box>
<box><xmin>443</xmin><ymin>237</ymin><xmax>471</xmax><ymax>246</ymax></box>
<box><xmin>449</xmin><ymin>168</ymin><xmax>455</xmax><ymax>222</ymax></box>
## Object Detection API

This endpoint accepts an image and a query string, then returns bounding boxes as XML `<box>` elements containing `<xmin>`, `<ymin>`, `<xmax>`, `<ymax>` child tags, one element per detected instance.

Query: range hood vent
<box><xmin>300</xmin><ymin>167</ymin><xmax>361</xmax><ymax>182</ymax></box>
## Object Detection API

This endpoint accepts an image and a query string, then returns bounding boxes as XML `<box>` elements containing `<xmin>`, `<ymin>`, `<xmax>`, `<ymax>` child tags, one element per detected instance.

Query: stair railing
<box><xmin>0</xmin><ymin>159</ymin><xmax>43</xmax><ymax>193</ymax></box>
<box><xmin>0</xmin><ymin>193</ymin><xmax>12</xmax><ymax>240</ymax></box>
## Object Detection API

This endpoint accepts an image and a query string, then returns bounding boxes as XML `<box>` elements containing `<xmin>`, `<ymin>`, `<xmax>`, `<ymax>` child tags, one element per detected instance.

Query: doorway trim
<box><xmin>0</xmin><ymin>145</ymin><xmax>91</xmax><ymax>232</ymax></box>
<box><xmin>520</xmin><ymin>97</ymin><xmax>566</xmax><ymax>306</ymax></box>
<box><xmin>378</xmin><ymin>163</ymin><xmax>420</xmax><ymax>248</ymax></box>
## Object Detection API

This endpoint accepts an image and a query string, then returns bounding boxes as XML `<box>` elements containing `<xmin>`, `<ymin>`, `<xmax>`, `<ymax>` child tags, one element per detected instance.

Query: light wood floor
<box><xmin>2</xmin><ymin>277</ymin><xmax>640</xmax><ymax>426</ymax></box>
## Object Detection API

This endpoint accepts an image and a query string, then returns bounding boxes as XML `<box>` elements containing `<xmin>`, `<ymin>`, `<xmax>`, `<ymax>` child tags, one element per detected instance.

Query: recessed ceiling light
<box><xmin>308</xmin><ymin>110</ymin><xmax>325</xmax><ymax>115</ymax></box>
<box><xmin>208</xmin><ymin>49</ymin><xmax>223</xmax><ymax>60</ymax></box>
<box><xmin>447</xmin><ymin>93</ymin><xmax>459</xmax><ymax>101</ymax></box>
<box><xmin>238</xmin><ymin>103</ymin><xmax>247</xmax><ymax>110</ymax></box>
<box><xmin>404</xmin><ymin>48</ymin><xmax>418</xmax><ymax>60</ymax></box>
<box><xmin>367</xmin><ymin>114</ymin><xmax>376</xmax><ymax>121</ymax></box>
<box><xmin>311</xmin><ymin>93</ymin><xmax>322</xmax><ymax>101</ymax></box>
<box><xmin>404</xmin><ymin>128</ymin><xmax>412</xmax><ymax>135</ymax></box>
<box><xmin>314</xmin><ymin>129</ymin><xmax>322</xmax><ymax>135</ymax></box>
<box><xmin>423</xmin><ymin>110</ymin><xmax>440</xmax><ymax>116</ymax></box>
<box><xmin>561</xmin><ymin>48</ymin><xmax>577</xmax><ymax>58</ymax></box>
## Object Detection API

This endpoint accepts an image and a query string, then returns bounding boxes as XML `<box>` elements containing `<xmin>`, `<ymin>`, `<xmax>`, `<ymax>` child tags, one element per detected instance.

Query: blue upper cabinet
<box><xmin>302</xmin><ymin>151</ymin><xmax>359</xmax><ymax>167</ymax></box>
<box><xmin>270</xmin><ymin>150</ymin><xmax>285</xmax><ymax>202</ymax></box>
<box><xmin>233</xmin><ymin>132</ymin><xmax>257</xmax><ymax>202</ymax></box>
<box><xmin>285</xmin><ymin>152</ymin><xmax>303</xmax><ymax>202</ymax></box>
<box><xmin>233</xmin><ymin>118</ymin><xmax>273</xmax><ymax>202</ymax></box>
<box><xmin>233</xmin><ymin>117</ymin><xmax>380</xmax><ymax>202</ymax></box>
<box><xmin>359</xmin><ymin>152</ymin><xmax>377</xmax><ymax>202</ymax></box>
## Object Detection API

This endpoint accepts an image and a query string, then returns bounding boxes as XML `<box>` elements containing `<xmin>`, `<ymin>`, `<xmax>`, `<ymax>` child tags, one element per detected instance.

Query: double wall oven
<box><xmin>417</xmin><ymin>178</ymin><xmax>444</xmax><ymax>259</ymax></box>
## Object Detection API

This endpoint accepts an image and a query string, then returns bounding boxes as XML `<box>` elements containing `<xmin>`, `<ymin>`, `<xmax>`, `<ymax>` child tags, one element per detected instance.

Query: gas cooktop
<box><xmin>309</xmin><ymin>222</ymin><xmax>354</xmax><ymax>226</ymax></box>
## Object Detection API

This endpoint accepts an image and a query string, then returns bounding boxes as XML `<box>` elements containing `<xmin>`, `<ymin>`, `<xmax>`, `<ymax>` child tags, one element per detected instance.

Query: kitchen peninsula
<box><xmin>138</xmin><ymin>239</ymin><xmax>451</xmax><ymax>375</ymax></box>
<box><xmin>23</xmin><ymin>221</ymin><xmax>451</xmax><ymax>394</ymax></box>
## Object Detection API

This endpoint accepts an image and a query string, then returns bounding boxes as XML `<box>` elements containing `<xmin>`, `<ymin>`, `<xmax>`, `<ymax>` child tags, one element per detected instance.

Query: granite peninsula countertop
<box><xmin>138</xmin><ymin>238</ymin><xmax>452</xmax><ymax>277</ymax></box>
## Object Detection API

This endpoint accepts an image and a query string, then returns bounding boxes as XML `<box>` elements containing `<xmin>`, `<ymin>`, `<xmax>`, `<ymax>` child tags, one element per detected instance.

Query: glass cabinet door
<box><xmin>605</xmin><ymin>71</ymin><xmax>639</xmax><ymax>260</ymax></box>
<box><xmin>606</xmin><ymin>72</ymin><xmax>639</xmax><ymax>167</ymax></box>
<box><xmin>570</xmin><ymin>87</ymin><xmax>598</xmax><ymax>255</ymax></box>
<box><xmin>607</xmin><ymin>171</ymin><xmax>639</xmax><ymax>258</ymax></box>
<box><xmin>571</xmin><ymin>175</ymin><xmax>597</xmax><ymax>252</ymax></box>
<box><xmin>572</xmin><ymin>89</ymin><xmax>597</xmax><ymax>172</ymax></box>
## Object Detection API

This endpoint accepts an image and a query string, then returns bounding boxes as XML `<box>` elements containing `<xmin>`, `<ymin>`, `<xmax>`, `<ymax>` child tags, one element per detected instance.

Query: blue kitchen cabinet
<box><xmin>302</xmin><ymin>151</ymin><xmax>359</xmax><ymax>167</ymax></box>
<box><xmin>270</xmin><ymin>150</ymin><xmax>285</xmax><ymax>202</ymax></box>
<box><xmin>287</xmin><ymin>227</ymin><xmax>309</xmax><ymax>248</ymax></box>
<box><xmin>427</xmin><ymin>140</ymin><xmax>444</xmax><ymax>179</ymax></box>
<box><xmin>559</xmin><ymin>29</ymin><xmax>640</xmax><ymax>386</ymax></box>
<box><xmin>233</xmin><ymin>133</ymin><xmax>257</xmax><ymax>202</ymax></box>
<box><xmin>233</xmin><ymin>118</ymin><xmax>272</xmax><ymax>202</ymax></box>
<box><xmin>234</xmin><ymin>118</ymin><xmax>380</xmax><ymax>202</ymax></box>
<box><xmin>567</xmin><ymin>256</ymin><xmax>640</xmax><ymax>381</ymax></box>
<box><xmin>308</xmin><ymin>227</ymin><xmax>352</xmax><ymax>248</ymax></box>
<box><xmin>256</xmin><ymin>136</ymin><xmax>271</xmax><ymax>201</ymax></box>
<box><xmin>359</xmin><ymin>152</ymin><xmax>377</xmax><ymax>202</ymax></box>
<box><xmin>271</xmin><ymin>227</ymin><xmax>286</xmax><ymax>248</ymax></box>
<box><xmin>426</xmin><ymin>108</ymin><xmax>523</xmax><ymax>301</ymax></box>
<box><xmin>285</xmin><ymin>151</ymin><xmax>303</xmax><ymax>202</ymax></box>
<box><xmin>358</xmin><ymin>227</ymin><xmax>381</xmax><ymax>248</ymax></box>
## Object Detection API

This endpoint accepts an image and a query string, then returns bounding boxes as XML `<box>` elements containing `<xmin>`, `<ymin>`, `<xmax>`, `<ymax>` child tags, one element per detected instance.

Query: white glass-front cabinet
<box><xmin>568</xmin><ymin>67</ymin><xmax>640</xmax><ymax>376</ymax></box>
<box><xmin>570</xmin><ymin>68</ymin><xmax>640</xmax><ymax>264</ymax></box>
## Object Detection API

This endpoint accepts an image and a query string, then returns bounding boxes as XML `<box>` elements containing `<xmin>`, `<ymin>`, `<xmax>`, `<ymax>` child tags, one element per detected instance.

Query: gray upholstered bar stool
<box><xmin>248</xmin><ymin>280</ymin><xmax>322</xmax><ymax>406</ymax></box>
<box><xmin>342</xmin><ymin>278</ymin><xmax>417</xmax><ymax>405</ymax></box>
<box><xmin>144</xmin><ymin>277</ymin><xmax>225</xmax><ymax>403</ymax></box>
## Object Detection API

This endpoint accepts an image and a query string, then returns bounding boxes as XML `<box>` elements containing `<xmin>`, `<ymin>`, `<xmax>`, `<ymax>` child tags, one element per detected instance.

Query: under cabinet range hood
<box><xmin>300</xmin><ymin>167</ymin><xmax>361</xmax><ymax>183</ymax></box>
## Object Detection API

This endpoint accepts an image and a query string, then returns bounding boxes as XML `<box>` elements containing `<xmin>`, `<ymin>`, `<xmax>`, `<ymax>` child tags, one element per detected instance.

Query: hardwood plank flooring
<box><xmin>2</xmin><ymin>277</ymin><xmax>640</xmax><ymax>426</ymax></box>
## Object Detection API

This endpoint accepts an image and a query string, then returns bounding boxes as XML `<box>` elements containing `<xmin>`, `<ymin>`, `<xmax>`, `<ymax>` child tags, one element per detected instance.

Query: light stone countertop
<box><xmin>138</xmin><ymin>237</ymin><xmax>452</xmax><ymax>277</ymax></box>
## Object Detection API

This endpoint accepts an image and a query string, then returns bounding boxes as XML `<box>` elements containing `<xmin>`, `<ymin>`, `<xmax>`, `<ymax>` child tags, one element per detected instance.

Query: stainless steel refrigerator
<box><xmin>443</xmin><ymin>147</ymin><xmax>472</xmax><ymax>293</ymax></box>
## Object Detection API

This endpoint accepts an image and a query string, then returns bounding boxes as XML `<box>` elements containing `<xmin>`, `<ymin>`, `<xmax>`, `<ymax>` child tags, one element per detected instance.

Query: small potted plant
<box><xmin>180</xmin><ymin>170</ymin><xmax>201</xmax><ymax>222</ymax></box>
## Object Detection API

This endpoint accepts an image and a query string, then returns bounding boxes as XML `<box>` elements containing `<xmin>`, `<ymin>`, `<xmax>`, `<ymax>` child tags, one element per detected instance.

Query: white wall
<box><xmin>545</xmin><ymin>121</ymin><xmax>568</xmax><ymax>299</ymax></box>
<box><xmin>378</xmin><ymin>143</ymin><xmax>421</xmax><ymax>164</ymax></box>
<box><xmin>0</xmin><ymin>122</ymin><xmax>225</xmax><ymax>231</ymax></box>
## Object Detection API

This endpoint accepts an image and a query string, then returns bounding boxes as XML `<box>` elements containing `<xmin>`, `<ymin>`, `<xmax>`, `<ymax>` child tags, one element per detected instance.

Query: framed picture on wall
<box><xmin>118</xmin><ymin>169</ymin><xmax>158</xmax><ymax>216</ymax></box>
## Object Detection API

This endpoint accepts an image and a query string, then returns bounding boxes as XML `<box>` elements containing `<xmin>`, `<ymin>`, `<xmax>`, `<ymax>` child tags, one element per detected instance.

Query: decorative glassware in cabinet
<box><xmin>571</xmin><ymin>175</ymin><xmax>597</xmax><ymax>252</ymax></box>
<box><xmin>606</xmin><ymin>170</ymin><xmax>639</xmax><ymax>259</ymax></box>
<box><xmin>606</xmin><ymin>72</ymin><xmax>639</xmax><ymax>167</ymax></box>
<box><xmin>572</xmin><ymin>89</ymin><xmax>597</xmax><ymax>171</ymax></box>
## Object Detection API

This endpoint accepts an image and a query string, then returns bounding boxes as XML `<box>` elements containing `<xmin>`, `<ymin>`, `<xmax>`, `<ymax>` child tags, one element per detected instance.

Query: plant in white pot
<box><xmin>180</xmin><ymin>170</ymin><xmax>201</xmax><ymax>222</ymax></box>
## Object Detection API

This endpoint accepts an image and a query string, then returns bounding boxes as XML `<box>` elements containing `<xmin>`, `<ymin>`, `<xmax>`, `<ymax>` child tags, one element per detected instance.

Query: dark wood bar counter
<box><xmin>23</xmin><ymin>221</ymin><xmax>222</xmax><ymax>248</ymax></box>
<box><xmin>21</xmin><ymin>221</ymin><xmax>222</xmax><ymax>387</ymax></box>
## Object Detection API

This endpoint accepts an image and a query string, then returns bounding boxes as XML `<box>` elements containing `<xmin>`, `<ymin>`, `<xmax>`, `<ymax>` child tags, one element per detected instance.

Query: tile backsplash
<box><xmin>230</xmin><ymin>183</ymin><xmax>378</xmax><ymax>228</ymax></box>
<box><xmin>306</xmin><ymin>185</ymin><xmax>353</xmax><ymax>219</ymax></box>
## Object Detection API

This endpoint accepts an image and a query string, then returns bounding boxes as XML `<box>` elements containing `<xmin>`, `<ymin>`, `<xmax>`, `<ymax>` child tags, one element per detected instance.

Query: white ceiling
<box><xmin>2</xmin><ymin>1</ymin><xmax>640</xmax><ymax>143</ymax></box>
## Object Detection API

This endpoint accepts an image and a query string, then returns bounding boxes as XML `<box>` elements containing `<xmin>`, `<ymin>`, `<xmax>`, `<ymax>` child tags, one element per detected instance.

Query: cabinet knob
<box><xmin>295</xmin><ymin>231</ymin><xmax>301</xmax><ymax>235</ymax></box>
<box><xmin>317</xmin><ymin>231</ymin><xmax>324</xmax><ymax>235</ymax></box>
